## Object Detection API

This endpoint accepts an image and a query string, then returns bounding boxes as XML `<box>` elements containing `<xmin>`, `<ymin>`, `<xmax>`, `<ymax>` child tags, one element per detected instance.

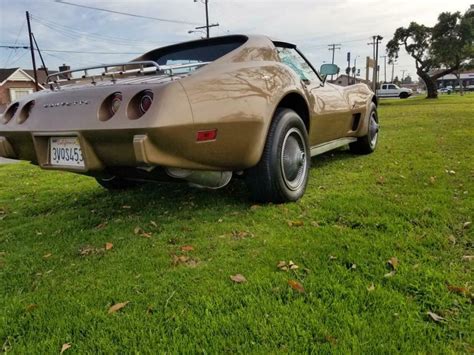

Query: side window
<box><xmin>382</xmin><ymin>85</ymin><xmax>387</xmax><ymax>90</ymax></box>
<box><xmin>388</xmin><ymin>85</ymin><xmax>396</xmax><ymax>90</ymax></box>
<box><xmin>277</xmin><ymin>47</ymin><xmax>320</xmax><ymax>83</ymax></box>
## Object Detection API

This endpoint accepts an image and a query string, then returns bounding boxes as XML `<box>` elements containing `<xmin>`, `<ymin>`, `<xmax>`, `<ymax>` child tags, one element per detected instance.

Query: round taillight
<box><xmin>139</xmin><ymin>91</ymin><xmax>153</xmax><ymax>115</ymax></box>
<box><xmin>2</xmin><ymin>102</ymin><xmax>19</xmax><ymax>124</ymax></box>
<box><xmin>127</xmin><ymin>90</ymin><xmax>154</xmax><ymax>120</ymax></box>
<box><xmin>99</xmin><ymin>92</ymin><xmax>122</xmax><ymax>121</ymax></box>
<box><xmin>110</xmin><ymin>93</ymin><xmax>122</xmax><ymax>116</ymax></box>
<box><xmin>18</xmin><ymin>100</ymin><xmax>35</xmax><ymax>124</ymax></box>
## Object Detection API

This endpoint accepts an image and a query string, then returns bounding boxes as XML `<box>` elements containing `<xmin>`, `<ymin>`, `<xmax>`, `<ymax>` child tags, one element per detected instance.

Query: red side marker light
<box><xmin>196</xmin><ymin>129</ymin><xmax>217</xmax><ymax>142</ymax></box>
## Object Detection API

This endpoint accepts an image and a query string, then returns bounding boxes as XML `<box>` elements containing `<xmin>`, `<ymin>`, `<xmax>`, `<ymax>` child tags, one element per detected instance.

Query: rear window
<box><xmin>141</xmin><ymin>35</ymin><xmax>247</xmax><ymax>66</ymax></box>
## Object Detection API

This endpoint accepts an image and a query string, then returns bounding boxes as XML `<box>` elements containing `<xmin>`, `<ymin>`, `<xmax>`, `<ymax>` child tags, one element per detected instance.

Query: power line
<box><xmin>3</xmin><ymin>19</ymin><xmax>26</xmax><ymax>67</ymax></box>
<box><xmin>0</xmin><ymin>45</ymin><xmax>142</xmax><ymax>55</ymax></box>
<box><xmin>32</xmin><ymin>15</ymin><xmax>168</xmax><ymax>47</ymax></box>
<box><xmin>54</xmin><ymin>0</ymin><xmax>200</xmax><ymax>26</ymax></box>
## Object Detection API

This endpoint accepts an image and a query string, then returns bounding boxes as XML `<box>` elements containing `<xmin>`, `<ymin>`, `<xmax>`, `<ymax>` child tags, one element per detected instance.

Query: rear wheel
<box><xmin>350</xmin><ymin>103</ymin><xmax>379</xmax><ymax>155</ymax></box>
<box><xmin>245</xmin><ymin>108</ymin><xmax>310</xmax><ymax>203</ymax></box>
<box><xmin>96</xmin><ymin>176</ymin><xmax>140</xmax><ymax>190</ymax></box>
<box><xmin>399</xmin><ymin>92</ymin><xmax>409</xmax><ymax>99</ymax></box>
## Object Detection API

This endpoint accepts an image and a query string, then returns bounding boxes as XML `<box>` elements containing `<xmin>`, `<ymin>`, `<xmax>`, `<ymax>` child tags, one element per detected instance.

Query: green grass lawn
<box><xmin>1</xmin><ymin>95</ymin><xmax>473</xmax><ymax>353</ymax></box>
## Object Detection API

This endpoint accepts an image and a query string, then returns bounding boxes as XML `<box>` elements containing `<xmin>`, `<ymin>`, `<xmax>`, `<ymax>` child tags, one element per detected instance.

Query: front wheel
<box><xmin>350</xmin><ymin>102</ymin><xmax>379</xmax><ymax>155</ymax></box>
<box><xmin>245</xmin><ymin>108</ymin><xmax>310</xmax><ymax>203</ymax></box>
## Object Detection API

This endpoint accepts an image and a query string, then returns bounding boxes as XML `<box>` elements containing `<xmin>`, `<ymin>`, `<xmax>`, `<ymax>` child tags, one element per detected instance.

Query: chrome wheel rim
<box><xmin>369</xmin><ymin>111</ymin><xmax>379</xmax><ymax>148</ymax></box>
<box><xmin>280</xmin><ymin>128</ymin><xmax>308</xmax><ymax>191</ymax></box>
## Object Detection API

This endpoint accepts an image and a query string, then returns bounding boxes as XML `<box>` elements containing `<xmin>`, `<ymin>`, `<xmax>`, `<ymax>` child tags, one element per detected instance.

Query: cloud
<box><xmin>0</xmin><ymin>0</ymin><xmax>471</xmax><ymax>79</ymax></box>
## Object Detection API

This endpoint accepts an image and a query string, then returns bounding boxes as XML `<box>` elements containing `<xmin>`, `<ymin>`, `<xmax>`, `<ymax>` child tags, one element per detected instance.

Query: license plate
<box><xmin>49</xmin><ymin>137</ymin><xmax>85</xmax><ymax>168</ymax></box>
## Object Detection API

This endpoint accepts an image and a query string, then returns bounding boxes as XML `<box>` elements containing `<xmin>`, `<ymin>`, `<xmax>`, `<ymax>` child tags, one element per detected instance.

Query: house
<box><xmin>329</xmin><ymin>74</ymin><xmax>371</xmax><ymax>87</ymax></box>
<box><xmin>436</xmin><ymin>70</ymin><xmax>474</xmax><ymax>89</ymax></box>
<box><xmin>0</xmin><ymin>67</ymin><xmax>58</xmax><ymax>112</ymax></box>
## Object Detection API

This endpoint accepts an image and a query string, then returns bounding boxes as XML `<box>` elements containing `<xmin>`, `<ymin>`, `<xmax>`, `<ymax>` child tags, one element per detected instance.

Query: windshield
<box><xmin>139</xmin><ymin>35</ymin><xmax>247</xmax><ymax>72</ymax></box>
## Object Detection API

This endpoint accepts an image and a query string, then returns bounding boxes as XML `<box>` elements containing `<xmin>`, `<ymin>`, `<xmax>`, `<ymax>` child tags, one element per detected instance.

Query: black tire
<box><xmin>245</xmin><ymin>108</ymin><xmax>310</xmax><ymax>203</ymax></box>
<box><xmin>399</xmin><ymin>92</ymin><xmax>409</xmax><ymax>99</ymax></box>
<box><xmin>96</xmin><ymin>176</ymin><xmax>140</xmax><ymax>190</ymax></box>
<box><xmin>350</xmin><ymin>102</ymin><xmax>379</xmax><ymax>155</ymax></box>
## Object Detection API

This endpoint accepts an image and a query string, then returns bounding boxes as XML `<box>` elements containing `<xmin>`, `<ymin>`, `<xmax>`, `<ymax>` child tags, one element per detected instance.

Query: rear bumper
<box><xmin>0</xmin><ymin>120</ymin><xmax>264</xmax><ymax>174</ymax></box>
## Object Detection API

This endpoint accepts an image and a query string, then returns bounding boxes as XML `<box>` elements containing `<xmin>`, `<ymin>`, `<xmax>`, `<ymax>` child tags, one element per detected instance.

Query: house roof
<box><xmin>0</xmin><ymin>68</ymin><xmax>18</xmax><ymax>83</ymax></box>
<box><xmin>0</xmin><ymin>67</ymin><xmax>56</xmax><ymax>88</ymax></box>
<box><xmin>24</xmin><ymin>69</ymin><xmax>58</xmax><ymax>85</ymax></box>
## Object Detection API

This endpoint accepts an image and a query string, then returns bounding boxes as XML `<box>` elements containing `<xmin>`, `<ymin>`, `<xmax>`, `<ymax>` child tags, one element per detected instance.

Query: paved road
<box><xmin>0</xmin><ymin>157</ymin><xmax>19</xmax><ymax>164</ymax></box>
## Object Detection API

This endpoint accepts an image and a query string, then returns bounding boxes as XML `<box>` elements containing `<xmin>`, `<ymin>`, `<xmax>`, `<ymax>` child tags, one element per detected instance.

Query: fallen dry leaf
<box><xmin>447</xmin><ymin>170</ymin><xmax>456</xmax><ymax>175</ymax></box>
<box><xmin>447</xmin><ymin>285</ymin><xmax>470</xmax><ymax>297</ymax></box>
<box><xmin>429</xmin><ymin>176</ymin><xmax>436</xmax><ymax>184</ymax></box>
<box><xmin>463</xmin><ymin>221</ymin><xmax>472</xmax><ymax>229</ymax></box>
<box><xmin>78</xmin><ymin>245</ymin><xmax>103</xmax><ymax>256</ymax></box>
<box><xmin>288</xmin><ymin>279</ymin><xmax>305</xmax><ymax>293</ymax></box>
<box><xmin>288</xmin><ymin>260</ymin><xmax>299</xmax><ymax>270</ymax></box>
<box><xmin>250</xmin><ymin>204</ymin><xmax>260</xmax><ymax>210</ymax></box>
<box><xmin>329</xmin><ymin>255</ymin><xmax>337</xmax><ymax>260</ymax></box>
<box><xmin>287</xmin><ymin>220</ymin><xmax>304</xmax><ymax>227</ymax></box>
<box><xmin>277</xmin><ymin>261</ymin><xmax>289</xmax><ymax>271</ymax></box>
<box><xmin>108</xmin><ymin>301</ymin><xmax>129</xmax><ymax>314</ymax></box>
<box><xmin>122</xmin><ymin>205</ymin><xmax>131</xmax><ymax>209</ymax></box>
<box><xmin>462</xmin><ymin>255</ymin><xmax>474</xmax><ymax>262</ymax></box>
<box><xmin>60</xmin><ymin>343</ymin><xmax>71</xmax><ymax>354</ymax></box>
<box><xmin>388</xmin><ymin>257</ymin><xmax>399</xmax><ymax>270</ymax></box>
<box><xmin>448</xmin><ymin>235</ymin><xmax>456</xmax><ymax>245</ymax></box>
<box><xmin>231</xmin><ymin>231</ymin><xmax>253</xmax><ymax>239</ymax></box>
<box><xmin>230</xmin><ymin>274</ymin><xmax>247</xmax><ymax>283</ymax></box>
<box><xmin>43</xmin><ymin>253</ymin><xmax>52</xmax><ymax>259</ymax></box>
<box><xmin>150</xmin><ymin>220</ymin><xmax>158</xmax><ymax>228</ymax></box>
<box><xmin>376</xmin><ymin>176</ymin><xmax>385</xmax><ymax>185</ymax></box>
<box><xmin>324</xmin><ymin>334</ymin><xmax>337</xmax><ymax>345</ymax></box>
<box><xmin>367</xmin><ymin>283</ymin><xmax>375</xmax><ymax>292</ymax></box>
<box><xmin>172</xmin><ymin>255</ymin><xmax>199</xmax><ymax>268</ymax></box>
<box><xmin>384</xmin><ymin>270</ymin><xmax>396</xmax><ymax>278</ymax></box>
<box><xmin>427</xmin><ymin>311</ymin><xmax>445</xmax><ymax>322</ymax></box>
<box><xmin>105</xmin><ymin>242</ymin><xmax>113</xmax><ymax>251</ymax></box>
<box><xmin>95</xmin><ymin>222</ymin><xmax>107</xmax><ymax>230</ymax></box>
<box><xmin>180</xmin><ymin>245</ymin><xmax>194</xmax><ymax>252</ymax></box>
<box><xmin>173</xmin><ymin>255</ymin><xmax>189</xmax><ymax>265</ymax></box>
<box><xmin>25</xmin><ymin>304</ymin><xmax>38</xmax><ymax>312</ymax></box>
<box><xmin>134</xmin><ymin>226</ymin><xmax>152</xmax><ymax>238</ymax></box>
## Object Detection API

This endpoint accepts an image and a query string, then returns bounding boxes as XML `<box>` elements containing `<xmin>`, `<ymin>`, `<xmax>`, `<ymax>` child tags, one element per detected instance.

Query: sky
<box><xmin>0</xmin><ymin>0</ymin><xmax>472</xmax><ymax>82</ymax></box>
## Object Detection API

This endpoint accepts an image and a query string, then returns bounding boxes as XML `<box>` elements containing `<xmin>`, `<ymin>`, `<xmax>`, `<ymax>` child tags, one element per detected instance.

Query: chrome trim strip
<box><xmin>310</xmin><ymin>137</ymin><xmax>357</xmax><ymax>157</ymax></box>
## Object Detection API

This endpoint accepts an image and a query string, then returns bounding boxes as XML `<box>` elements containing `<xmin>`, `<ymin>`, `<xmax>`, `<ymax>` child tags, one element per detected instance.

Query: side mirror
<box><xmin>320</xmin><ymin>64</ymin><xmax>339</xmax><ymax>82</ymax></box>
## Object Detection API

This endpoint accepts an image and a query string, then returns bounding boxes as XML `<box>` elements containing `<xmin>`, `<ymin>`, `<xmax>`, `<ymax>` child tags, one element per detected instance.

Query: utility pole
<box><xmin>368</xmin><ymin>35</ymin><xmax>383</xmax><ymax>92</ymax></box>
<box><xmin>328</xmin><ymin>43</ymin><xmax>341</xmax><ymax>81</ymax></box>
<box><xmin>26</xmin><ymin>11</ymin><xmax>39</xmax><ymax>92</ymax></box>
<box><xmin>193</xmin><ymin>0</ymin><xmax>218</xmax><ymax>38</ymax></box>
<box><xmin>32</xmin><ymin>33</ymin><xmax>48</xmax><ymax>77</ymax></box>
<box><xmin>374</xmin><ymin>35</ymin><xmax>383</xmax><ymax>90</ymax></box>
<box><xmin>380</xmin><ymin>55</ymin><xmax>387</xmax><ymax>83</ymax></box>
<box><xmin>391</xmin><ymin>61</ymin><xmax>395</xmax><ymax>82</ymax></box>
<box><xmin>401</xmin><ymin>70</ymin><xmax>406</xmax><ymax>83</ymax></box>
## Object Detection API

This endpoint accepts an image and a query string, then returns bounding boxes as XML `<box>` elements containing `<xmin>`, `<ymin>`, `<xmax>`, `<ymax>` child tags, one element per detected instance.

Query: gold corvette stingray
<box><xmin>0</xmin><ymin>35</ymin><xmax>379</xmax><ymax>202</ymax></box>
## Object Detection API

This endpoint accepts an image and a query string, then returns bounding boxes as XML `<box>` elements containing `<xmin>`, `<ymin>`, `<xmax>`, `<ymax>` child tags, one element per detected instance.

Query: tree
<box><xmin>431</xmin><ymin>11</ymin><xmax>474</xmax><ymax>96</ymax></box>
<box><xmin>402</xmin><ymin>75</ymin><xmax>413</xmax><ymax>84</ymax></box>
<box><xmin>386</xmin><ymin>11</ymin><xmax>473</xmax><ymax>99</ymax></box>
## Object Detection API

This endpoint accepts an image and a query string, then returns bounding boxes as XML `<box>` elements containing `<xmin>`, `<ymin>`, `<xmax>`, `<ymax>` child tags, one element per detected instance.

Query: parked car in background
<box><xmin>0</xmin><ymin>35</ymin><xmax>379</xmax><ymax>203</ymax></box>
<box><xmin>377</xmin><ymin>83</ymin><xmax>413</xmax><ymax>99</ymax></box>
<box><xmin>438</xmin><ymin>86</ymin><xmax>453</xmax><ymax>94</ymax></box>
